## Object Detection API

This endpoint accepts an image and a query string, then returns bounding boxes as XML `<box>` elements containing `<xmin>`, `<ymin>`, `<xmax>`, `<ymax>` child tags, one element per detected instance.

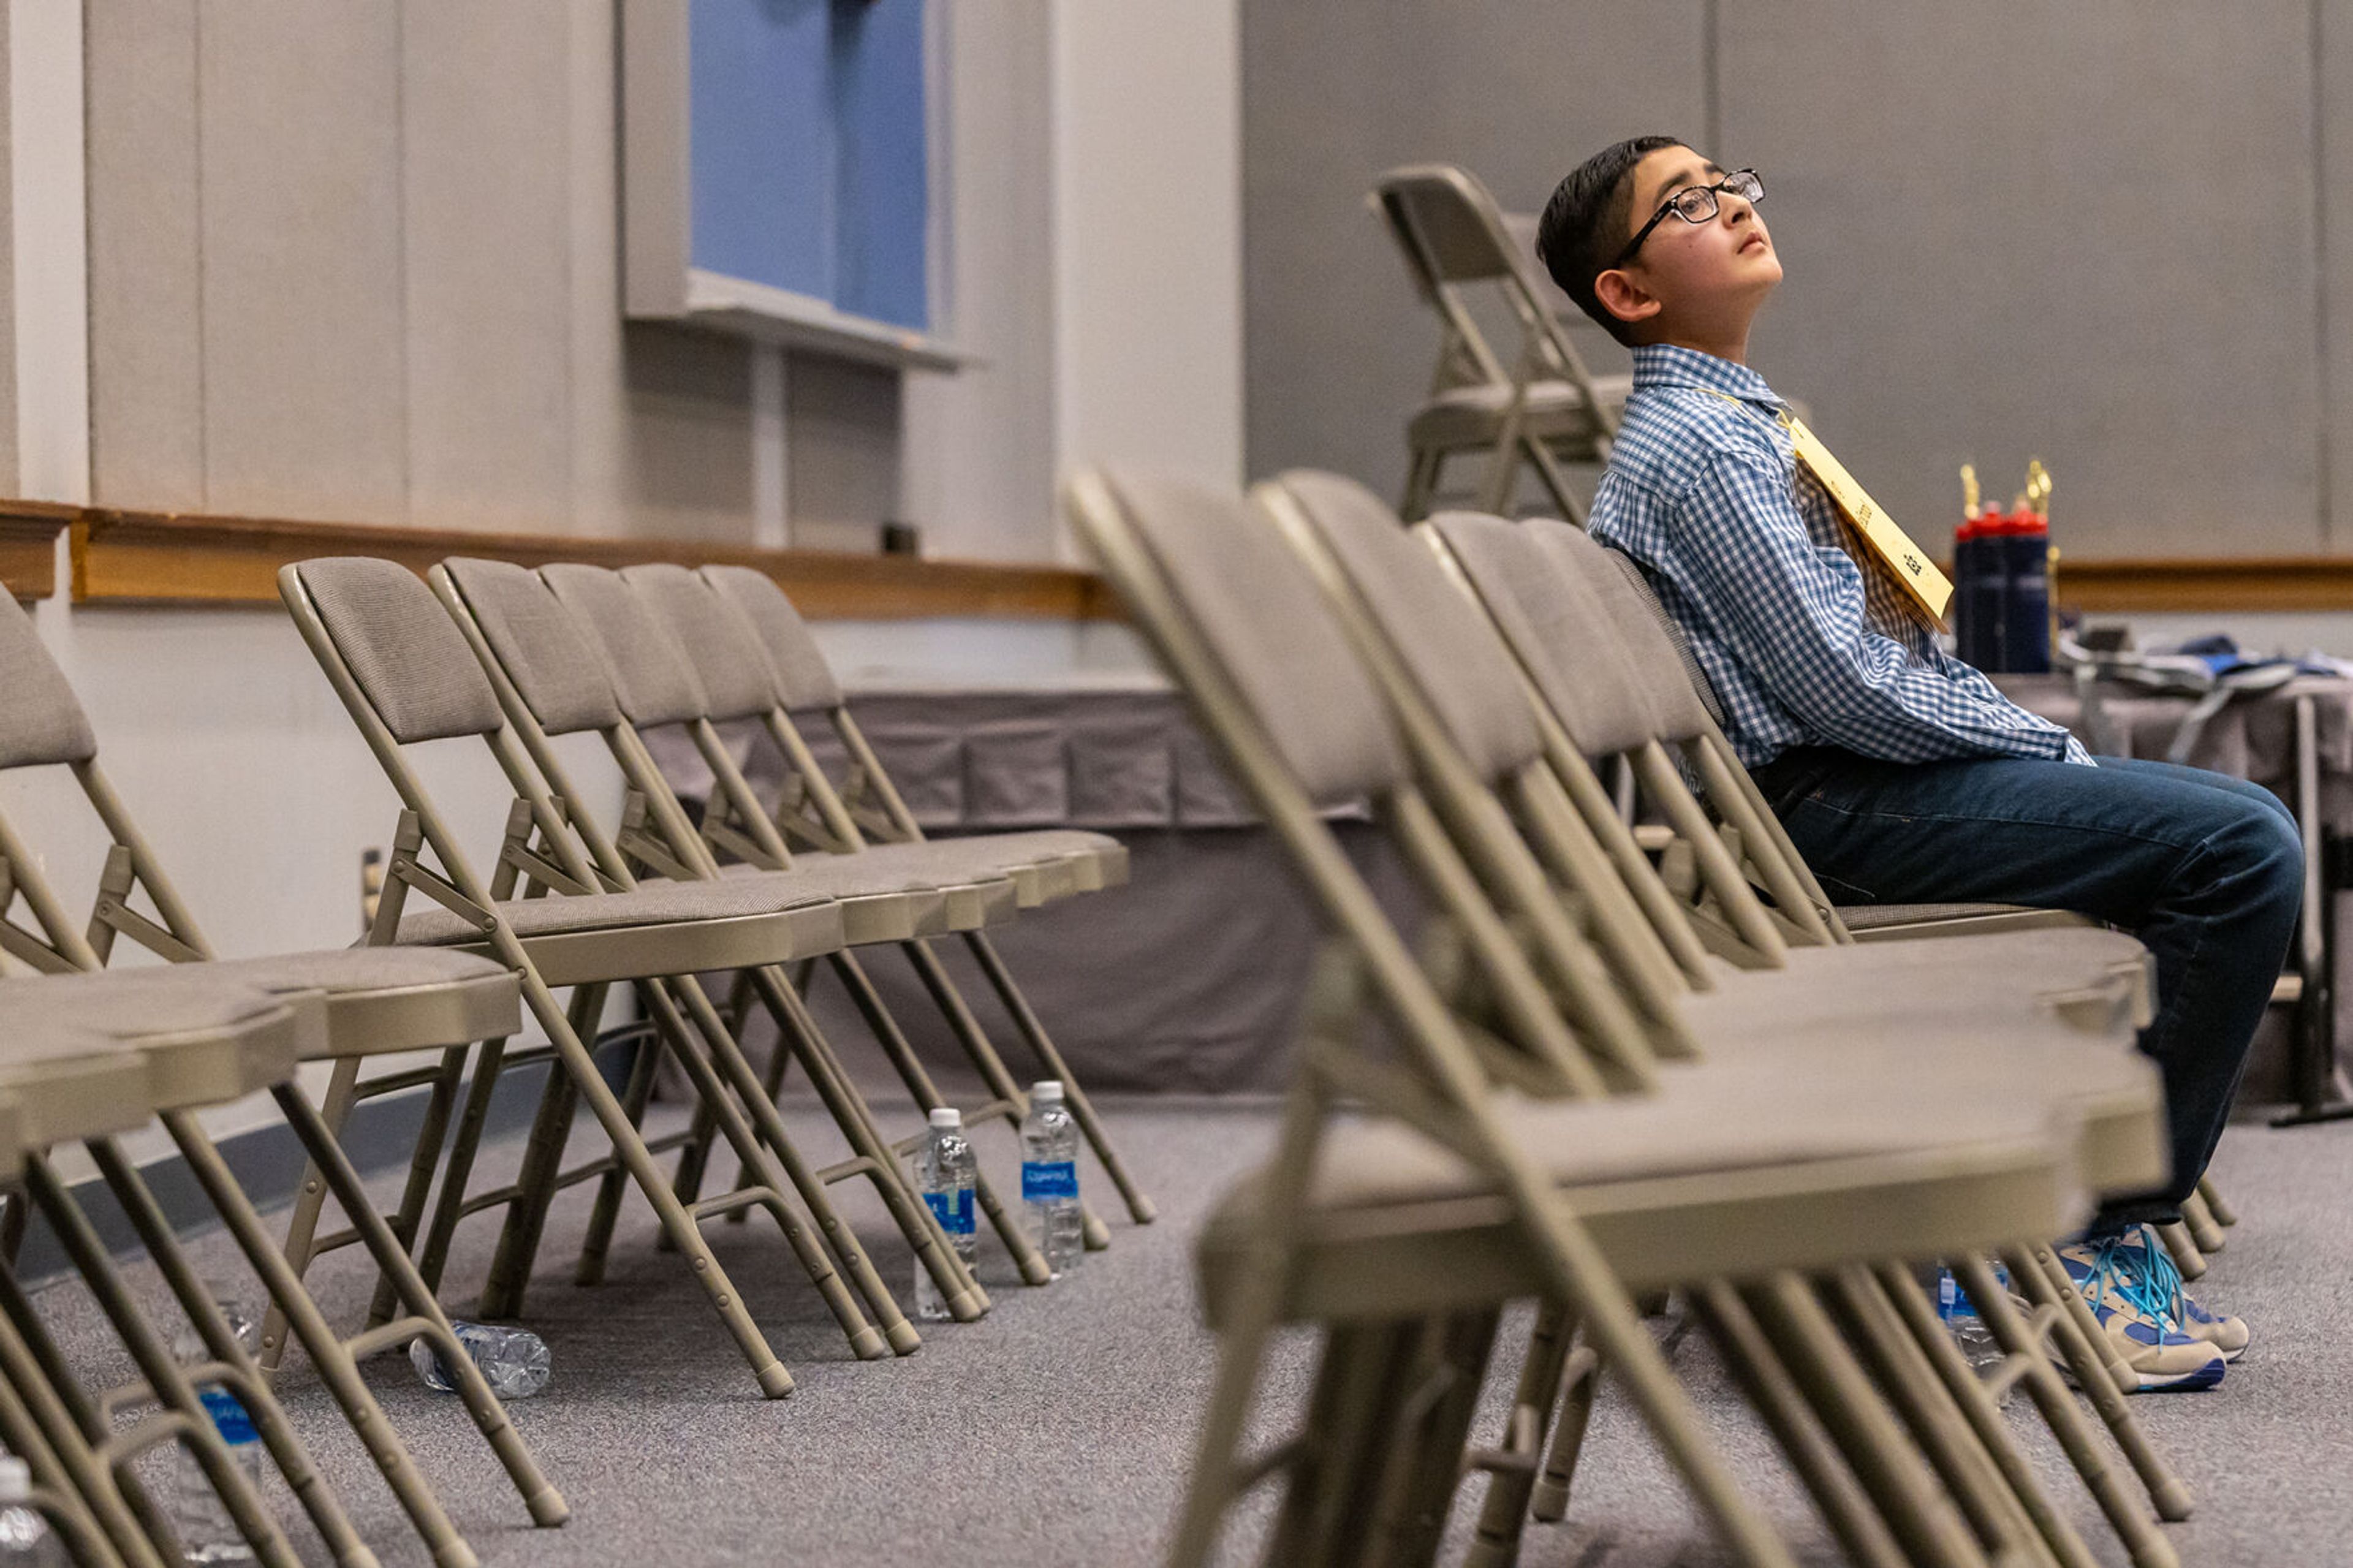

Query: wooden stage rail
<box><xmin>0</xmin><ymin>501</ymin><xmax>1118</xmax><ymax>620</ymax></box>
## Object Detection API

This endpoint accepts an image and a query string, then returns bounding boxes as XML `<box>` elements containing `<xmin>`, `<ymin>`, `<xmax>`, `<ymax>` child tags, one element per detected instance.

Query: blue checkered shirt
<box><xmin>1586</xmin><ymin>344</ymin><xmax>2090</xmax><ymax>770</ymax></box>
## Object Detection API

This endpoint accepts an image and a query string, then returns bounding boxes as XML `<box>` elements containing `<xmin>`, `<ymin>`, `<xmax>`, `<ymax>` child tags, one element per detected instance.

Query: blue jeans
<box><xmin>1747</xmin><ymin>749</ymin><xmax>2305</xmax><ymax>1227</ymax></box>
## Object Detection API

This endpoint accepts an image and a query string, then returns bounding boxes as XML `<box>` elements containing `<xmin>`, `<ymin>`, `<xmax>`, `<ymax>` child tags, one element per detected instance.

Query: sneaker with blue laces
<box><xmin>2118</xmin><ymin>1224</ymin><xmax>2249</xmax><ymax>1361</ymax></box>
<box><xmin>2055</xmin><ymin>1232</ymin><xmax>2228</xmax><ymax>1392</ymax></box>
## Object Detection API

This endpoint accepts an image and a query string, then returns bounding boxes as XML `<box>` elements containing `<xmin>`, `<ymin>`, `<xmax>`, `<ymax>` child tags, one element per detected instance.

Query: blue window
<box><xmin>688</xmin><ymin>0</ymin><xmax>929</xmax><ymax>330</ymax></box>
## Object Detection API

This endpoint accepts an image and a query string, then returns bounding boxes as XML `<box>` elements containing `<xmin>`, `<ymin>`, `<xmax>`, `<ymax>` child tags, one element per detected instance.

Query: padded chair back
<box><xmin>439</xmin><ymin>558</ymin><xmax>626</xmax><ymax>737</ymax></box>
<box><xmin>1521</xmin><ymin>520</ymin><xmax>1722</xmax><ymax>740</ymax></box>
<box><xmin>1428</xmin><ymin>510</ymin><xmax>1658</xmax><ymax>760</ymax></box>
<box><xmin>538</xmin><ymin>564</ymin><xmax>710</xmax><ymax>729</ymax></box>
<box><xmin>0</xmin><ymin>593</ymin><xmax>96</xmax><ymax>770</ymax></box>
<box><xmin>620</xmin><ymin>564</ymin><xmax>784</xmax><ymax>722</ymax></box>
<box><xmin>698</xmin><ymin>565</ymin><xmax>845</xmax><ymax>712</ymax></box>
<box><xmin>1375</xmin><ymin>164</ymin><xmax>1524</xmax><ymax>289</ymax></box>
<box><xmin>292</xmin><ymin>558</ymin><xmax>506</xmax><ymax>744</ymax></box>
<box><xmin>1091</xmin><ymin>473</ymin><xmax>1406</xmax><ymax>811</ymax></box>
<box><xmin>1268</xmin><ymin>472</ymin><xmax>1544</xmax><ymax>786</ymax></box>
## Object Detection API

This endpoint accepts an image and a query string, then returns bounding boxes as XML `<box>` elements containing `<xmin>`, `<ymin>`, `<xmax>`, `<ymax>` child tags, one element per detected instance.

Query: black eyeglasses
<box><xmin>1615</xmin><ymin>168</ymin><xmax>1765</xmax><ymax>263</ymax></box>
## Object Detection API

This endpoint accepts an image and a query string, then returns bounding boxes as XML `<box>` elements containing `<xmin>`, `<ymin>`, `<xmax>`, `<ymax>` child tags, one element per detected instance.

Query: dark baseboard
<box><xmin>17</xmin><ymin>1060</ymin><xmax>555</xmax><ymax>1287</ymax></box>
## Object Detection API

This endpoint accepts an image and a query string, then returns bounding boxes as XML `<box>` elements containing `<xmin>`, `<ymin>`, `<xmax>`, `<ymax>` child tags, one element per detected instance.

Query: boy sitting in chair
<box><xmin>1534</xmin><ymin>135</ymin><xmax>2301</xmax><ymax>1391</ymax></box>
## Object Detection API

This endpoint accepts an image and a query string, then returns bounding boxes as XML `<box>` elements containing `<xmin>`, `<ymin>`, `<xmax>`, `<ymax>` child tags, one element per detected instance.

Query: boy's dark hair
<box><xmin>1534</xmin><ymin>134</ymin><xmax>1686</xmax><ymax>347</ymax></box>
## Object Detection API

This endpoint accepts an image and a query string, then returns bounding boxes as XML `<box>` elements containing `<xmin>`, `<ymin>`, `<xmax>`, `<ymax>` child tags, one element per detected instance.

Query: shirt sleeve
<box><xmin>1675</xmin><ymin>449</ymin><xmax>2088</xmax><ymax>765</ymax></box>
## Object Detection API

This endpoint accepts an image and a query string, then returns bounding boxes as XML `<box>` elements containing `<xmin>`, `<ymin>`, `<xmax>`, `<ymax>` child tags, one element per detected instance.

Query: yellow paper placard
<box><xmin>1782</xmin><ymin>415</ymin><xmax>1953</xmax><ymax>631</ymax></box>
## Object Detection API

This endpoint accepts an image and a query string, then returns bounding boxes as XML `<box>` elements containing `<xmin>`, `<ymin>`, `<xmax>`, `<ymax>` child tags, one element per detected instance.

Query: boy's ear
<box><xmin>1592</xmin><ymin>265</ymin><xmax>1662</xmax><ymax>331</ymax></box>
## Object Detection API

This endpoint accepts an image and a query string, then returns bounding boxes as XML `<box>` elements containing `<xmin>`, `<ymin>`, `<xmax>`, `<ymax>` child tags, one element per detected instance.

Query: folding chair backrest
<box><xmin>1103</xmin><ymin>474</ymin><xmax>1407</xmax><ymax>811</ymax></box>
<box><xmin>619</xmin><ymin>564</ymin><xmax>784</xmax><ymax>723</ymax></box>
<box><xmin>1521</xmin><ymin>520</ymin><xmax>1720</xmax><ymax>740</ymax></box>
<box><xmin>0</xmin><ymin>593</ymin><xmax>94</xmax><ymax>770</ymax></box>
<box><xmin>439</xmin><ymin>558</ymin><xmax>625</xmax><ymax>738</ymax></box>
<box><xmin>292</xmin><ymin>558</ymin><xmax>507</xmax><ymax>744</ymax></box>
<box><xmin>1427</xmin><ymin>510</ymin><xmax>1658</xmax><ymax>759</ymax></box>
<box><xmin>538</xmin><ymin>564</ymin><xmax>710</xmax><ymax>730</ymax></box>
<box><xmin>698</xmin><ymin>565</ymin><xmax>844</xmax><ymax>712</ymax></box>
<box><xmin>1375</xmin><ymin>164</ymin><xmax>1523</xmax><ymax>289</ymax></box>
<box><xmin>1268</xmin><ymin>471</ymin><xmax>1543</xmax><ymax>787</ymax></box>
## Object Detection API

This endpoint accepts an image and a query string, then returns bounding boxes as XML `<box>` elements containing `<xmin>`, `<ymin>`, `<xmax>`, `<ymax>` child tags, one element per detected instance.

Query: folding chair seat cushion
<box><xmin>0</xmin><ymin>974</ymin><xmax>309</xmax><ymax>1131</ymax></box>
<box><xmin>1678</xmin><ymin>999</ymin><xmax>2166</xmax><ymax>1196</ymax></box>
<box><xmin>852</xmin><ymin>831</ymin><xmax>1127</xmax><ymax>905</ymax></box>
<box><xmin>1840</xmin><ymin>902</ymin><xmax>2097</xmax><ymax>936</ymax></box>
<box><xmin>390</xmin><ymin>874</ymin><xmax>847</xmax><ymax>987</ymax></box>
<box><xmin>1716</xmin><ymin>925</ymin><xmax>2153</xmax><ymax>1018</ymax></box>
<box><xmin>195</xmin><ymin>949</ymin><xmax>520</xmax><ymax>1058</ymax></box>
<box><xmin>1198</xmin><ymin>1066</ymin><xmax>2080</xmax><ymax>1324</ymax></box>
<box><xmin>702</xmin><ymin>854</ymin><xmax>1020</xmax><ymax>938</ymax></box>
<box><xmin>1407</xmin><ymin>376</ymin><xmax>1629</xmax><ymax>453</ymax></box>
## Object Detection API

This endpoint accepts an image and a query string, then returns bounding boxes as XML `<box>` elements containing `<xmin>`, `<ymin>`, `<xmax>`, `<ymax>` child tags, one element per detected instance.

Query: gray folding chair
<box><xmin>1260</xmin><ymin>470</ymin><xmax>2190</xmax><ymax>1567</ymax></box>
<box><xmin>1373</xmin><ymin>163</ymin><xmax>1629</xmax><ymax>524</ymax></box>
<box><xmin>281</xmin><ymin>555</ymin><xmax>913</xmax><ymax>1396</ymax></box>
<box><xmin>1064</xmin><ymin>466</ymin><xmax>2166</xmax><ymax>1568</ymax></box>
<box><xmin>419</xmin><ymin>555</ymin><xmax>1009</xmax><ymax>1324</ymax></box>
<box><xmin>697</xmin><ymin>562</ymin><xmax>1158</xmax><ymax>1231</ymax></box>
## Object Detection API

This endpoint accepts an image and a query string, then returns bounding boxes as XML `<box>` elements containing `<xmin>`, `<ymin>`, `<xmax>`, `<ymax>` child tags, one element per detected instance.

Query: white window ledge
<box><xmin>672</xmin><ymin>269</ymin><xmax>972</xmax><ymax>371</ymax></box>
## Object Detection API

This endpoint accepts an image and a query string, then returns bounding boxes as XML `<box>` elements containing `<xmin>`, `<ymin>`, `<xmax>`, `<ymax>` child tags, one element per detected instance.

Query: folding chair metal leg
<box><xmin>481</xmin><ymin>987</ymin><xmax>601</xmax><ymax>1319</ymax></box>
<box><xmin>1261</xmin><ymin>1316</ymin><xmax>1423</xmax><ymax>1567</ymax></box>
<box><xmin>1739</xmin><ymin>1274</ymin><xmax>1989</xmax><ymax>1568</ymax></box>
<box><xmin>1873</xmin><ymin>1262</ymin><xmax>2104</xmax><ymax>1568</ymax></box>
<box><xmin>1463</xmin><ymin>1299</ymin><xmax>1574</xmax><ymax>1568</ymax></box>
<box><xmin>963</xmin><ymin>930</ymin><xmax>1158</xmax><ymax>1227</ymax></box>
<box><xmin>1523</xmin><ymin>436</ymin><xmax>1587</xmax><ymax>527</ymax></box>
<box><xmin>73</xmin><ymin>1142</ymin><xmax>376</xmax><ymax>1568</ymax></box>
<box><xmin>1960</xmin><ymin>1255</ymin><xmax>2180</xmax><ymax>1568</ymax></box>
<box><xmin>262</xmin><ymin>1055</ymin><xmax>363</xmax><ymax>1377</ymax></box>
<box><xmin>2152</xmin><ymin>1221</ymin><xmax>2206</xmax><ymax>1280</ymax></box>
<box><xmin>1400</xmin><ymin>446</ymin><xmax>1442</xmax><ymax>523</ymax></box>
<box><xmin>636</xmin><ymin>979</ymin><xmax>896</xmax><ymax>1358</ymax></box>
<box><xmin>414</xmin><ymin>1037</ymin><xmax>513</xmax><ymax>1301</ymax></box>
<box><xmin>2196</xmin><ymin>1175</ymin><xmax>2237</xmax><ymax>1227</ymax></box>
<box><xmin>0</xmin><ymin>1261</ymin><xmax>170</xmax><ymax>1568</ymax></box>
<box><xmin>364</xmin><ymin>1044</ymin><xmax>471</xmax><ymax>1329</ymax></box>
<box><xmin>2007</xmin><ymin>1245</ymin><xmax>2194</xmax><ymax>1523</ymax></box>
<box><xmin>1527</xmin><ymin>1326</ymin><xmax>1599</xmax><ymax>1524</ymax></box>
<box><xmin>19</xmin><ymin>1154</ymin><xmax>305</xmax><ymax>1568</ymax></box>
<box><xmin>1691</xmin><ymin>1281</ymin><xmax>1908</xmax><ymax>1568</ymax></box>
<box><xmin>158</xmin><ymin>1110</ymin><xmax>487</xmax><ymax>1568</ymax></box>
<box><xmin>0</xmin><ymin>1346</ymin><xmax>126</xmax><ymax>1568</ymax></box>
<box><xmin>2180</xmin><ymin>1191</ymin><xmax>2226</xmax><ymax>1256</ymax></box>
<box><xmin>827</xmin><ymin>949</ymin><xmax>1051</xmax><ymax>1286</ymax></box>
<box><xmin>574</xmin><ymin>1018</ymin><xmax>664</xmax><ymax>1286</ymax></box>
<box><xmin>742</xmin><ymin>966</ymin><xmax>988</xmax><ymax>1318</ymax></box>
<box><xmin>1822</xmin><ymin>1267</ymin><xmax>2072</xmax><ymax>1568</ymax></box>
<box><xmin>1362</xmin><ymin>1309</ymin><xmax>1503</xmax><ymax>1567</ymax></box>
<box><xmin>272</xmin><ymin>1086</ymin><xmax>570</xmax><ymax>1529</ymax></box>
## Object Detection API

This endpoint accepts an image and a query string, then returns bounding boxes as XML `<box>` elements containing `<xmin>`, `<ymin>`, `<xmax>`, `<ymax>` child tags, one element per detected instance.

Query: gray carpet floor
<box><xmin>26</xmin><ymin>1096</ymin><xmax>2353</xmax><ymax>1567</ymax></box>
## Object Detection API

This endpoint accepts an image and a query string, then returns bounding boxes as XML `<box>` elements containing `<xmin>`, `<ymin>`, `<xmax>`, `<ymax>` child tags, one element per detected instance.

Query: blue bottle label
<box><xmin>924</xmin><ymin>1187</ymin><xmax>975</xmax><ymax>1236</ymax></box>
<box><xmin>1022</xmin><ymin>1160</ymin><xmax>1078</xmax><ymax>1202</ymax></box>
<box><xmin>199</xmin><ymin>1385</ymin><xmax>259</xmax><ymax>1446</ymax></box>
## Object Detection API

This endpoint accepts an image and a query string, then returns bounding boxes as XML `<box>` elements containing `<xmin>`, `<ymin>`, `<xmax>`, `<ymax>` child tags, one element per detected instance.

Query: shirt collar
<box><xmin>1631</xmin><ymin>343</ymin><xmax>1781</xmax><ymax>410</ymax></box>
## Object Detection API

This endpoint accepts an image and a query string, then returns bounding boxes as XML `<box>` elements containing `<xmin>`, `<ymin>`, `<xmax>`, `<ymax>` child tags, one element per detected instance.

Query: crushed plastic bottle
<box><xmin>1936</xmin><ymin>1262</ymin><xmax>2014</xmax><ymax>1399</ymax></box>
<box><xmin>0</xmin><ymin>1457</ymin><xmax>61</xmax><ymax>1567</ymax></box>
<box><xmin>1020</xmin><ymin>1081</ymin><xmax>1083</xmax><ymax>1279</ymax></box>
<box><xmin>914</xmin><ymin>1107</ymin><xmax>977</xmax><ymax>1322</ymax></box>
<box><xmin>171</xmin><ymin>1296</ymin><xmax>263</xmax><ymax>1564</ymax></box>
<box><xmin>410</xmin><ymin>1320</ymin><xmax>551</xmax><ymax>1399</ymax></box>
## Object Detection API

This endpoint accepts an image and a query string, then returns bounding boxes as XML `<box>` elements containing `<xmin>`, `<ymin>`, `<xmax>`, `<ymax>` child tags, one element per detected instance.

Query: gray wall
<box><xmin>81</xmin><ymin>0</ymin><xmax>930</xmax><ymax>543</ymax></box>
<box><xmin>1243</xmin><ymin>1</ymin><xmax>2341</xmax><ymax>560</ymax></box>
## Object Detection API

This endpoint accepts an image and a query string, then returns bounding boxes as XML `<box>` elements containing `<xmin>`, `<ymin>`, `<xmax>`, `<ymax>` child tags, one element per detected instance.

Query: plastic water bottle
<box><xmin>409</xmin><ymin>1321</ymin><xmax>551</xmax><ymax>1399</ymax></box>
<box><xmin>0</xmin><ymin>1458</ymin><xmax>60</xmax><ymax>1567</ymax></box>
<box><xmin>914</xmin><ymin>1107</ymin><xmax>976</xmax><ymax>1322</ymax></box>
<box><xmin>1021</xmin><ymin>1081</ymin><xmax>1083</xmax><ymax>1279</ymax></box>
<box><xmin>172</xmin><ymin>1297</ymin><xmax>263</xmax><ymax>1564</ymax></box>
<box><xmin>1936</xmin><ymin>1263</ymin><xmax>2013</xmax><ymax>1396</ymax></box>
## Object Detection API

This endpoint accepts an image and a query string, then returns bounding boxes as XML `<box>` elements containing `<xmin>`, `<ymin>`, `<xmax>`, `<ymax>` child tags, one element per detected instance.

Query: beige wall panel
<box><xmin>1722</xmin><ymin>1</ymin><xmax>2321</xmax><ymax>558</ymax></box>
<box><xmin>616</xmin><ymin>325</ymin><xmax>754</xmax><ymax>541</ymax></box>
<box><xmin>566</xmin><ymin>0</ymin><xmax>631</xmax><ymax>537</ymax></box>
<box><xmin>197</xmin><ymin>4</ymin><xmax>407</xmax><ymax>523</ymax></box>
<box><xmin>401</xmin><ymin>0</ymin><xmax>574</xmax><ymax>534</ymax></box>
<box><xmin>85</xmin><ymin>0</ymin><xmax>200</xmax><ymax>509</ymax></box>
<box><xmin>0</xmin><ymin>3</ymin><xmax>15</xmax><ymax>496</ymax></box>
<box><xmin>1240</xmin><ymin>0</ymin><xmax>1707</xmax><ymax>496</ymax></box>
<box><xmin>901</xmin><ymin>0</ymin><xmax>1056</xmax><ymax>562</ymax></box>
<box><xmin>2320</xmin><ymin>2</ymin><xmax>2353</xmax><ymax>553</ymax></box>
<box><xmin>790</xmin><ymin>352</ymin><xmax>900</xmax><ymax>540</ymax></box>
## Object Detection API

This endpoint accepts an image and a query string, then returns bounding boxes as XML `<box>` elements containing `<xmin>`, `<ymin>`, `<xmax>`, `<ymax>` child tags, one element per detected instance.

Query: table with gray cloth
<box><xmin>1993</xmin><ymin>671</ymin><xmax>2353</xmax><ymax>1114</ymax></box>
<box><xmin>648</xmin><ymin>678</ymin><xmax>1416</xmax><ymax>1097</ymax></box>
